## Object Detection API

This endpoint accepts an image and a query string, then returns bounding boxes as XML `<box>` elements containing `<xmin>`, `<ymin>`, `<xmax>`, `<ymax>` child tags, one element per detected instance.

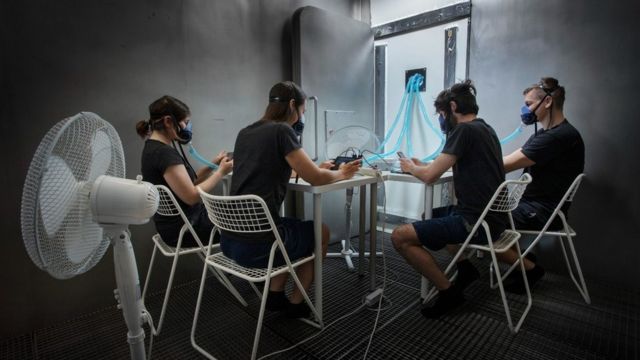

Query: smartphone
<box><xmin>226</xmin><ymin>151</ymin><xmax>234</xmax><ymax>160</ymax></box>
<box><xmin>397</xmin><ymin>151</ymin><xmax>406</xmax><ymax>159</ymax></box>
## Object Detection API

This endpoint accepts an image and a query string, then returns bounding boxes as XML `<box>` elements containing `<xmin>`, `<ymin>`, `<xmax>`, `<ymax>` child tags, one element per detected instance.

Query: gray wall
<box><xmin>1</xmin><ymin>0</ymin><xmax>361</xmax><ymax>338</ymax></box>
<box><xmin>469</xmin><ymin>0</ymin><xmax>640</xmax><ymax>286</ymax></box>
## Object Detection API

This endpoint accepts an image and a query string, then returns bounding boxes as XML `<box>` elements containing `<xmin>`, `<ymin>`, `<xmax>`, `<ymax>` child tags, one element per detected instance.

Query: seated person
<box><xmin>500</xmin><ymin>77</ymin><xmax>584</xmax><ymax>293</ymax></box>
<box><xmin>221</xmin><ymin>81</ymin><xmax>360</xmax><ymax>318</ymax></box>
<box><xmin>136</xmin><ymin>95</ymin><xmax>232</xmax><ymax>248</ymax></box>
<box><xmin>391</xmin><ymin>80</ymin><xmax>506</xmax><ymax>318</ymax></box>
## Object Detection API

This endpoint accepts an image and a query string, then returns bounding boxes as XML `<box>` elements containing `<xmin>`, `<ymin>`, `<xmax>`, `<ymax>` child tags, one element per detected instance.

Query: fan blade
<box><xmin>63</xmin><ymin>195</ymin><xmax>104</xmax><ymax>265</ymax></box>
<box><xmin>40</xmin><ymin>156</ymin><xmax>81</xmax><ymax>238</ymax></box>
<box><xmin>88</xmin><ymin>129</ymin><xmax>113</xmax><ymax>182</ymax></box>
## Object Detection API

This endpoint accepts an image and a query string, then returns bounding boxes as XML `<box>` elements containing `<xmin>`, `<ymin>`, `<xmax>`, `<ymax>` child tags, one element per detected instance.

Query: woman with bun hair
<box><xmin>136</xmin><ymin>95</ymin><xmax>232</xmax><ymax>248</ymax></box>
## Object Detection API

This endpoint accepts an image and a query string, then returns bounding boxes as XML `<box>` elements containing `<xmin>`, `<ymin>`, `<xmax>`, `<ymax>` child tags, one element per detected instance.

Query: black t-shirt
<box><xmin>141</xmin><ymin>139</ymin><xmax>204</xmax><ymax>232</ymax></box>
<box><xmin>442</xmin><ymin>118</ymin><xmax>507</xmax><ymax>231</ymax></box>
<box><xmin>520</xmin><ymin>119</ymin><xmax>584</xmax><ymax>212</ymax></box>
<box><xmin>230</xmin><ymin>120</ymin><xmax>301</xmax><ymax>220</ymax></box>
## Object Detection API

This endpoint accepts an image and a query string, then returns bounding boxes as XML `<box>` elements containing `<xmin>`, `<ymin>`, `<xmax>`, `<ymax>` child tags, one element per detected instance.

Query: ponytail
<box><xmin>135</xmin><ymin>119</ymin><xmax>151</xmax><ymax>138</ymax></box>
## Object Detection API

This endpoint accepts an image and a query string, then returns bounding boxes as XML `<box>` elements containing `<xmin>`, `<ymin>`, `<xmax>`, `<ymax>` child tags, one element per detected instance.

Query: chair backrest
<box><xmin>154</xmin><ymin>185</ymin><xmax>204</xmax><ymax>248</ymax></box>
<box><xmin>535</xmin><ymin>173</ymin><xmax>586</xmax><ymax>233</ymax></box>
<box><xmin>460</xmin><ymin>173</ymin><xmax>532</xmax><ymax>240</ymax></box>
<box><xmin>489</xmin><ymin>173</ymin><xmax>533</xmax><ymax>213</ymax></box>
<box><xmin>564</xmin><ymin>173</ymin><xmax>585</xmax><ymax>203</ymax></box>
<box><xmin>197</xmin><ymin>187</ymin><xmax>277</xmax><ymax>235</ymax></box>
<box><xmin>156</xmin><ymin>185</ymin><xmax>184</xmax><ymax>217</ymax></box>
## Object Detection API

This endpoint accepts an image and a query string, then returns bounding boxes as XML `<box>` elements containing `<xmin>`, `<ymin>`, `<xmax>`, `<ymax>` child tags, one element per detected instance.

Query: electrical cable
<box><xmin>257</xmin><ymin>304</ymin><xmax>367</xmax><ymax>360</ymax></box>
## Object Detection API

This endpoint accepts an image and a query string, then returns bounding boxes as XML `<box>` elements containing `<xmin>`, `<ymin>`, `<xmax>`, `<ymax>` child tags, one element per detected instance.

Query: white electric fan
<box><xmin>325</xmin><ymin>125</ymin><xmax>381</xmax><ymax>271</ymax></box>
<box><xmin>20</xmin><ymin>112</ymin><xmax>159</xmax><ymax>359</ymax></box>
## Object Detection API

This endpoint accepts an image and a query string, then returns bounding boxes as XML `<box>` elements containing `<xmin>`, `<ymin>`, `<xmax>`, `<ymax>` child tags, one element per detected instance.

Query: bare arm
<box><xmin>164</xmin><ymin>157</ymin><xmax>232</xmax><ymax>205</ymax></box>
<box><xmin>400</xmin><ymin>154</ymin><xmax>456</xmax><ymax>184</ymax></box>
<box><xmin>285</xmin><ymin>148</ymin><xmax>360</xmax><ymax>186</ymax></box>
<box><xmin>503</xmin><ymin>148</ymin><xmax>535</xmax><ymax>173</ymax></box>
<box><xmin>194</xmin><ymin>150</ymin><xmax>228</xmax><ymax>185</ymax></box>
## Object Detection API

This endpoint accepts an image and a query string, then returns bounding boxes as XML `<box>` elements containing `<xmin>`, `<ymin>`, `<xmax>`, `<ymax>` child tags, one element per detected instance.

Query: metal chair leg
<box><xmin>142</xmin><ymin>244</ymin><xmax>158</xmax><ymax>304</ymax></box>
<box><xmin>190</xmin><ymin>255</ymin><xmax>217</xmax><ymax>360</ymax></box>
<box><xmin>559</xmin><ymin>235</ymin><xmax>591</xmax><ymax>304</ymax></box>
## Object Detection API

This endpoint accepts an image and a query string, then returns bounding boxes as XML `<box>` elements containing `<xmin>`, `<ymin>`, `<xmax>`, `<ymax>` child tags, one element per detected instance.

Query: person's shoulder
<box><xmin>558</xmin><ymin>119</ymin><xmax>582</xmax><ymax>135</ymax></box>
<box><xmin>547</xmin><ymin>119</ymin><xmax>582</xmax><ymax>140</ymax></box>
<box><xmin>144</xmin><ymin>139</ymin><xmax>169</xmax><ymax>152</ymax></box>
<box><xmin>272</xmin><ymin>121</ymin><xmax>297</xmax><ymax>136</ymax></box>
<box><xmin>458</xmin><ymin>118</ymin><xmax>493</xmax><ymax>133</ymax></box>
<box><xmin>471</xmin><ymin>118</ymin><xmax>493</xmax><ymax>128</ymax></box>
<box><xmin>146</xmin><ymin>139</ymin><xmax>178</xmax><ymax>157</ymax></box>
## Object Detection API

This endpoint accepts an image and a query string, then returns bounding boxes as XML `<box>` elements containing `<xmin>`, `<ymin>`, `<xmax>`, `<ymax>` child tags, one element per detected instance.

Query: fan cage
<box><xmin>21</xmin><ymin>112</ymin><xmax>125</xmax><ymax>279</ymax></box>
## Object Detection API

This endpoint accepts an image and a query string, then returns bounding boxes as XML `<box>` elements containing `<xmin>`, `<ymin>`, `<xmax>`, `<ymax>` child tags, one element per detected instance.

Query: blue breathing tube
<box><xmin>188</xmin><ymin>143</ymin><xmax>219</xmax><ymax>169</ymax></box>
<box><xmin>500</xmin><ymin>124</ymin><xmax>525</xmax><ymax>145</ymax></box>
<box><xmin>367</xmin><ymin>73</ymin><xmax>445</xmax><ymax>163</ymax></box>
<box><xmin>370</xmin><ymin>72</ymin><xmax>524</xmax><ymax>163</ymax></box>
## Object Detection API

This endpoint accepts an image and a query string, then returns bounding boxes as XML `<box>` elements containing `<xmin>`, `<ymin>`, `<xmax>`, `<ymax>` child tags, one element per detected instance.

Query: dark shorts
<box><xmin>412</xmin><ymin>206</ymin><xmax>503</xmax><ymax>251</ymax></box>
<box><xmin>511</xmin><ymin>200</ymin><xmax>564</xmax><ymax>231</ymax></box>
<box><xmin>220</xmin><ymin>217</ymin><xmax>315</xmax><ymax>268</ymax></box>
<box><xmin>155</xmin><ymin>206</ymin><xmax>215</xmax><ymax>248</ymax></box>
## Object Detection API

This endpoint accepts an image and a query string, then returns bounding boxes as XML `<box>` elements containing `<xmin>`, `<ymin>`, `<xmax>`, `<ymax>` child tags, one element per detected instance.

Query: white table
<box><xmin>287</xmin><ymin>175</ymin><xmax>381</xmax><ymax>323</ymax></box>
<box><xmin>382</xmin><ymin>171</ymin><xmax>454</xmax><ymax>299</ymax></box>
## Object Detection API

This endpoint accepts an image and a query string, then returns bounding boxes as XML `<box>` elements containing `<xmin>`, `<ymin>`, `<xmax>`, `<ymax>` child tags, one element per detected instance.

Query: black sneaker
<box><xmin>285</xmin><ymin>301</ymin><xmax>311</xmax><ymax>319</ymax></box>
<box><xmin>456</xmin><ymin>259</ymin><xmax>480</xmax><ymax>291</ymax></box>
<box><xmin>505</xmin><ymin>265</ymin><xmax>545</xmax><ymax>294</ymax></box>
<box><xmin>420</xmin><ymin>284</ymin><xmax>465</xmax><ymax>319</ymax></box>
<box><xmin>265</xmin><ymin>290</ymin><xmax>288</xmax><ymax>311</ymax></box>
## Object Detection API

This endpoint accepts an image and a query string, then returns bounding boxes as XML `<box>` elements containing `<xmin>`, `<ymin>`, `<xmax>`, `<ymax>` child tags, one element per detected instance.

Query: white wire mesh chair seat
<box><xmin>423</xmin><ymin>173</ymin><xmax>533</xmax><ymax>333</ymax></box>
<box><xmin>497</xmin><ymin>173</ymin><xmax>590</xmax><ymax>304</ymax></box>
<box><xmin>192</xmin><ymin>188</ymin><xmax>321</xmax><ymax>360</ymax></box>
<box><xmin>141</xmin><ymin>185</ymin><xmax>248</xmax><ymax>336</ymax></box>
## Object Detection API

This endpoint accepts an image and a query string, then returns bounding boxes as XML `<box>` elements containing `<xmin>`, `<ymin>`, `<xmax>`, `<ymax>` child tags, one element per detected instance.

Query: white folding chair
<box><xmin>499</xmin><ymin>173</ymin><xmax>590</xmax><ymax>304</ymax></box>
<box><xmin>142</xmin><ymin>185</ymin><xmax>248</xmax><ymax>335</ymax></box>
<box><xmin>423</xmin><ymin>173</ymin><xmax>533</xmax><ymax>333</ymax></box>
<box><xmin>191</xmin><ymin>189</ymin><xmax>322</xmax><ymax>360</ymax></box>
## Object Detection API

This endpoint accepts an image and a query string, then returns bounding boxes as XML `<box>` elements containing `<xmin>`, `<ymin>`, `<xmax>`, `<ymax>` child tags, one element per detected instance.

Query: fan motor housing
<box><xmin>90</xmin><ymin>175</ymin><xmax>159</xmax><ymax>225</ymax></box>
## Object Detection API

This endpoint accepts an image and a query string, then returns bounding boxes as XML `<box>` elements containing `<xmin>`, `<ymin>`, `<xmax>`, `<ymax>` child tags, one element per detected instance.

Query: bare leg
<box><xmin>269</xmin><ymin>274</ymin><xmax>288</xmax><ymax>292</ymax></box>
<box><xmin>290</xmin><ymin>223</ymin><xmax>330</xmax><ymax>304</ymax></box>
<box><xmin>496</xmin><ymin>247</ymin><xmax>535</xmax><ymax>270</ymax></box>
<box><xmin>391</xmin><ymin>224</ymin><xmax>451</xmax><ymax>290</ymax></box>
<box><xmin>445</xmin><ymin>244</ymin><xmax>468</xmax><ymax>263</ymax></box>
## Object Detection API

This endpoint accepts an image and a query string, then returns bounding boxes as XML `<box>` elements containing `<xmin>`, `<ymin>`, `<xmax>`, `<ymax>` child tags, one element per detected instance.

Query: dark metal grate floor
<box><xmin>2</xmin><ymin>232</ymin><xmax>638</xmax><ymax>359</ymax></box>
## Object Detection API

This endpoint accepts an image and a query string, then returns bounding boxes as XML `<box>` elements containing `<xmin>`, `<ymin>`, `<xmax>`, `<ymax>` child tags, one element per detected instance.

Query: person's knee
<box><xmin>391</xmin><ymin>225</ymin><xmax>415</xmax><ymax>251</ymax></box>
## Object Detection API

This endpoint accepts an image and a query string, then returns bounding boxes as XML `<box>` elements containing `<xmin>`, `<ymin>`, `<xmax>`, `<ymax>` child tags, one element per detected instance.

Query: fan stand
<box><xmin>326</xmin><ymin>188</ymin><xmax>383</xmax><ymax>272</ymax></box>
<box><xmin>107</xmin><ymin>225</ymin><xmax>147</xmax><ymax>360</ymax></box>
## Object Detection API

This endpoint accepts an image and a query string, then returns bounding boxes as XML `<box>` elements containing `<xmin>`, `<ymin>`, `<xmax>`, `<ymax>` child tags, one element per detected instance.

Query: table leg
<box><xmin>222</xmin><ymin>178</ymin><xmax>230</xmax><ymax>196</ymax></box>
<box><xmin>359</xmin><ymin>185</ymin><xmax>366</xmax><ymax>276</ymax></box>
<box><xmin>313</xmin><ymin>193</ymin><xmax>323</xmax><ymax>322</ymax></box>
<box><xmin>421</xmin><ymin>184</ymin><xmax>434</xmax><ymax>299</ymax></box>
<box><xmin>369</xmin><ymin>183</ymin><xmax>378</xmax><ymax>290</ymax></box>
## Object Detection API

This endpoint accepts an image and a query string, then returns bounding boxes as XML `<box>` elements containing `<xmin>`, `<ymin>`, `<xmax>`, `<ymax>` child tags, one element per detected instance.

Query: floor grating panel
<box><xmin>1</xmin><ymin>232</ymin><xmax>638</xmax><ymax>359</ymax></box>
